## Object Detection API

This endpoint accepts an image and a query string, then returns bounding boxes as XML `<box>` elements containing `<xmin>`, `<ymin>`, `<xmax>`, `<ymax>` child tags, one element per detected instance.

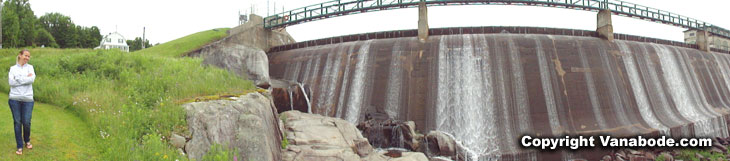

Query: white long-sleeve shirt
<box><xmin>8</xmin><ymin>63</ymin><xmax>35</xmax><ymax>102</ymax></box>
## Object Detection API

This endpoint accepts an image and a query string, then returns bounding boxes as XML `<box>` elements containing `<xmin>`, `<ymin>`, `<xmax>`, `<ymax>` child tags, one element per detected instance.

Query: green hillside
<box><xmin>134</xmin><ymin>28</ymin><xmax>229</xmax><ymax>57</ymax></box>
<box><xmin>0</xmin><ymin>28</ymin><xmax>251</xmax><ymax>160</ymax></box>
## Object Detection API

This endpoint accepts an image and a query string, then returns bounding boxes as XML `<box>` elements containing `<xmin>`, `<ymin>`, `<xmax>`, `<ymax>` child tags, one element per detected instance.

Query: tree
<box><xmin>2</xmin><ymin>6</ymin><xmax>19</xmax><ymax>48</ymax></box>
<box><xmin>88</xmin><ymin>26</ymin><xmax>102</xmax><ymax>47</ymax></box>
<box><xmin>126</xmin><ymin>37</ymin><xmax>152</xmax><ymax>52</ymax></box>
<box><xmin>39</xmin><ymin>12</ymin><xmax>76</xmax><ymax>48</ymax></box>
<box><xmin>34</xmin><ymin>27</ymin><xmax>57</xmax><ymax>47</ymax></box>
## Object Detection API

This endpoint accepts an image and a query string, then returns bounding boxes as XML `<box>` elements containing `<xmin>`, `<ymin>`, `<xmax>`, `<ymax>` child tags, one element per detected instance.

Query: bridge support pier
<box><xmin>418</xmin><ymin>0</ymin><xmax>429</xmax><ymax>42</ymax></box>
<box><xmin>596</xmin><ymin>9</ymin><xmax>613</xmax><ymax>41</ymax></box>
<box><xmin>697</xmin><ymin>30</ymin><xmax>711</xmax><ymax>52</ymax></box>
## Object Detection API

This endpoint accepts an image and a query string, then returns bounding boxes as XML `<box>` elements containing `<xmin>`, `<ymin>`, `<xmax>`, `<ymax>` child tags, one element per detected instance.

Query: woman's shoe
<box><xmin>26</xmin><ymin>142</ymin><xmax>32</xmax><ymax>149</ymax></box>
<box><xmin>15</xmin><ymin>148</ymin><xmax>22</xmax><ymax>155</ymax></box>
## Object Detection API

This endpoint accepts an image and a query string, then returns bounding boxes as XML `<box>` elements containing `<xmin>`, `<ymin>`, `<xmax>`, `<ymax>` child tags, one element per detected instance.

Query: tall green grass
<box><xmin>0</xmin><ymin>28</ymin><xmax>254</xmax><ymax>160</ymax></box>
<box><xmin>135</xmin><ymin>28</ymin><xmax>229</xmax><ymax>57</ymax></box>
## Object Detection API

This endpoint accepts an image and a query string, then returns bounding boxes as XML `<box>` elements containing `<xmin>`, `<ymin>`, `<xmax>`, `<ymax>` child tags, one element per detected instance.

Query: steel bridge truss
<box><xmin>263</xmin><ymin>0</ymin><xmax>730</xmax><ymax>39</ymax></box>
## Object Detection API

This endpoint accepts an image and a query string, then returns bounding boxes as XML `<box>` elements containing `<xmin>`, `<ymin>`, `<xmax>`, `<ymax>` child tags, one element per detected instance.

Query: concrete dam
<box><xmin>268</xmin><ymin>30</ymin><xmax>730</xmax><ymax>160</ymax></box>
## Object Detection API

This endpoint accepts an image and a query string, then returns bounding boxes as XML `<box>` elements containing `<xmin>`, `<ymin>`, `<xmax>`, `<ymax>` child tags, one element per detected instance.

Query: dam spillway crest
<box><xmin>268</xmin><ymin>33</ymin><xmax>730</xmax><ymax>160</ymax></box>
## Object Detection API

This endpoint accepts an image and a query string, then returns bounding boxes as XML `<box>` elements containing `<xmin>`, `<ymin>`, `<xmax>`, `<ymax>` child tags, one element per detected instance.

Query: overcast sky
<box><xmin>29</xmin><ymin>0</ymin><xmax>730</xmax><ymax>44</ymax></box>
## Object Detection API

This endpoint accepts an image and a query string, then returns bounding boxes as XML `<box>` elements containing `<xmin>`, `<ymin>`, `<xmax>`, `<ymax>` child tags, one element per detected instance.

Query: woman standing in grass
<box><xmin>8</xmin><ymin>49</ymin><xmax>35</xmax><ymax>155</ymax></box>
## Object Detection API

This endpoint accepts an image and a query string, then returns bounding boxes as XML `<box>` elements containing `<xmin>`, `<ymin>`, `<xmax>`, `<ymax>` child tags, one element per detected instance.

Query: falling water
<box><xmin>576</xmin><ymin>41</ymin><xmax>609</xmax><ymax>130</ymax></box>
<box><xmin>597</xmin><ymin>41</ymin><xmax>636</xmax><ymax>133</ymax></box>
<box><xmin>385</xmin><ymin>38</ymin><xmax>406</xmax><ymax>119</ymax></box>
<box><xmin>317</xmin><ymin>46</ymin><xmax>344</xmax><ymax>115</ymax></box>
<box><xmin>435</xmin><ymin>35</ymin><xmax>499</xmax><ymax>160</ymax></box>
<box><xmin>267</xmin><ymin>33</ymin><xmax>730</xmax><ymax>160</ymax></box>
<box><xmin>507</xmin><ymin>36</ymin><xmax>532</xmax><ymax>137</ymax></box>
<box><xmin>533</xmin><ymin>37</ymin><xmax>563</xmax><ymax>136</ymax></box>
<box><xmin>335</xmin><ymin>42</ymin><xmax>356</xmax><ymax>118</ymax></box>
<box><xmin>616</xmin><ymin>41</ymin><xmax>669</xmax><ymax>134</ymax></box>
<box><xmin>345</xmin><ymin>40</ymin><xmax>374</xmax><ymax>123</ymax></box>
<box><xmin>298</xmin><ymin>82</ymin><xmax>312</xmax><ymax>113</ymax></box>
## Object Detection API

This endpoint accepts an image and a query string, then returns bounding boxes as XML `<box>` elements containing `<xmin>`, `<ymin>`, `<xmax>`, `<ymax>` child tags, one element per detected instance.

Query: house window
<box><xmin>118</xmin><ymin>39</ymin><xmax>123</xmax><ymax>43</ymax></box>
<box><xmin>106</xmin><ymin>38</ymin><xmax>111</xmax><ymax>42</ymax></box>
<box><xmin>690</xmin><ymin>33</ymin><xmax>695</xmax><ymax>36</ymax></box>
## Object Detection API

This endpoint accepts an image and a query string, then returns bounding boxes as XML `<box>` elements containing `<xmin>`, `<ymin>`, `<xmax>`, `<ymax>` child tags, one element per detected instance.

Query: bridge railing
<box><xmin>263</xmin><ymin>0</ymin><xmax>730</xmax><ymax>39</ymax></box>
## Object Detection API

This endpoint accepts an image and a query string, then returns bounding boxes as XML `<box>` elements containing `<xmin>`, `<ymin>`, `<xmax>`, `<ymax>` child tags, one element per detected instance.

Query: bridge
<box><xmin>263</xmin><ymin>0</ymin><xmax>729</xmax><ymax>51</ymax></box>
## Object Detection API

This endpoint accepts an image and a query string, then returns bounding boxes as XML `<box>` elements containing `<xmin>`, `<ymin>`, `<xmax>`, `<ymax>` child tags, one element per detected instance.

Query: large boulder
<box><xmin>280</xmin><ymin>110</ymin><xmax>371</xmax><ymax>161</ymax></box>
<box><xmin>357</xmin><ymin>119</ymin><xmax>423</xmax><ymax>151</ymax></box>
<box><xmin>184</xmin><ymin>92</ymin><xmax>282</xmax><ymax>161</ymax></box>
<box><xmin>187</xmin><ymin>14</ymin><xmax>296</xmax><ymax>88</ymax></box>
<box><xmin>195</xmin><ymin>42</ymin><xmax>272</xmax><ymax>88</ymax></box>
<box><xmin>424</xmin><ymin>131</ymin><xmax>457</xmax><ymax>158</ymax></box>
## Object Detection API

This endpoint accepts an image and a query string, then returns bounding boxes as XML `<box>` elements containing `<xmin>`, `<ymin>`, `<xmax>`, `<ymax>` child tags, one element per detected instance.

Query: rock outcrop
<box><xmin>280</xmin><ymin>110</ymin><xmax>429</xmax><ymax>161</ymax></box>
<box><xmin>188</xmin><ymin>14</ymin><xmax>296</xmax><ymax>88</ymax></box>
<box><xmin>183</xmin><ymin>92</ymin><xmax>282</xmax><ymax>161</ymax></box>
<box><xmin>357</xmin><ymin>119</ymin><xmax>423</xmax><ymax>151</ymax></box>
<box><xmin>195</xmin><ymin>43</ymin><xmax>271</xmax><ymax>88</ymax></box>
<box><xmin>280</xmin><ymin>110</ymin><xmax>372</xmax><ymax>161</ymax></box>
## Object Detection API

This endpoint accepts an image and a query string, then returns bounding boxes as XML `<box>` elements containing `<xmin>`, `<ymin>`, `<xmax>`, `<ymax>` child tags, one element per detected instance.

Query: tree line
<box><xmin>2</xmin><ymin>0</ymin><xmax>102</xmax><ymax>48</ymax></box>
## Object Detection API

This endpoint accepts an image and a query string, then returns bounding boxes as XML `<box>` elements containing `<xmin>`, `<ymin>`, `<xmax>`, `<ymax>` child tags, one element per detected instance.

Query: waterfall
<box><xmin>267</xmin><ymin>33</ymin><xmax>730</xmax><ymax>160</ymax></box>
<box><xmin>345</xmin><ymin>40</ymin><xmax>374</xmax><ymax>123</ymax></box>
<box><xmin>385</xmin><ymin>38</ymin><xmax>407</xmax><ymax>119</ymax></box>
<box><xmin>534</xmin><ymin>36</ymin><xmax>563</xmax><ymax>136</ymax></box>
<box><xmin>435</xmin><ymin>35</ymin><xmax>499</xmax><ymax>160</ymax></box>
<box><xmin>576</xmin><ymin>40</ymin><xmax>609</xmax><ymax>130</ymax></box>
<box><xmin>616</xmin><ymin>41</ymin><xmax>669</xmax><ymax>135</ymax></box>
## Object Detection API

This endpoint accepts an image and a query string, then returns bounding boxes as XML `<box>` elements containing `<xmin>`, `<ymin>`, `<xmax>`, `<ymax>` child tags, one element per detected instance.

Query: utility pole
<box><xmin>142</xmin><ymin>27</ymin><xmax>146</xmax><ymax>49</ymax></box>
<box><xmin>1</xmin><ymin>0</ymin><xmax>4</xmax><ymax>49</ymax></box>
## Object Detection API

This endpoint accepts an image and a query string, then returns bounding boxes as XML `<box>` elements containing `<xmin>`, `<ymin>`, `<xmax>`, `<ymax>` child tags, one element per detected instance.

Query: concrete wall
<box><xmin>269</xmin><ymin>33</ymin><xmax>730</xmax><ymax>160</ymax></box>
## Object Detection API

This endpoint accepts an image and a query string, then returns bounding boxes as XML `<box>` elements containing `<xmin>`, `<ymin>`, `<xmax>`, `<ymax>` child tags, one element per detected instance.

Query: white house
<box><xmin>95</xmin><ymin>32</ymin><xmax>129</xmax><ymax>52</ymax></box>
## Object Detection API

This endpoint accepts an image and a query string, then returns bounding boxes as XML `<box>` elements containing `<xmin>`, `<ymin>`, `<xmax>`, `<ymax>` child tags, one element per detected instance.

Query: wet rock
<box><xmin>355</xmin><ymin>138</ymin><xmax>374</xmax><ymax>157</ymax></box>
<box><xmin>280</xmin><ymin>110</ymin><xmax>383</xmax><ymax>161</ymax></box>
<box><xmin>170</xmin><ymin>133</ymin><xmax>186</xmax><ymax>149</ymax></box>
<box><xmin>184</xmin><ymin>92</ymin><xmax>281</xmax><ymax>161</ymax></box>
<box><xmin>712</xmin><ymin>140</ymin><xmax>727</xmax><ymax>152</ymax></box>
<box><xmin>715</xmin><ymin>137</ymin><xmax>727</xmax><ymax>145</ymax></box>
<box><xmin>601</xmin><ymin>155</ymin><xmax>612</xmax><ymax>161</ymax></box>
<box><xmin>644</xmin><ymin>151</ymin><xmax>655</xmax><ymax>160</ymax></box>
<box><xmin>711</xmin><ymin>147</ymin><xmax>725</xmax><ymax>154</ymax></box>
<box><xmin>627</xmin><ymin>154</ymin><xmax>648</xmax><ymax>161</ymax></box>
<box><xmin>270</xmin><ymin>80</ymin><xmax>311</xmax><ymax>113</ymax></box>
<box><xmin>357</xmin><ymin>119</ymin><xmax>423</xmax><ymax>151</ymax></box>
<box><xmin>430</xmin><ymin>156</ymin><xmax>453</xmax><ymax>161</ymax></box>
<box><xmin>390</xmin><ymin>152</ymin><xmax>428</xmax><ymax>161</ymax></box>
<box><xmin>424</xmin><ymin>131</ymin><xmax>457</xmax><ymax>157</ymax></box>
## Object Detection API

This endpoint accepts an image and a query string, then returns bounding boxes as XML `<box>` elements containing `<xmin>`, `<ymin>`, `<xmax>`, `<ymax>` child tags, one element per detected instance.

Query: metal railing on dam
<box><xmin>268</xmin><ymin>26</ymin><xmax>730</xmax><ymax>53</ymax></box>
<box><xmin>263</xmin><ymin>0</ymin><xmax>730</xmax><ymax>39</ymax></box>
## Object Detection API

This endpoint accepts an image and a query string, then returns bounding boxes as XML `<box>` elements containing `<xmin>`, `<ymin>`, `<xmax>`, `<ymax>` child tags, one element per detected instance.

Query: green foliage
<box><xmin>2</xmin><ymin>8</ymin><xmax>21</xmax><ymax>47</ymax></box>
<box><xmin>202</xmin><ymin>144</ymin><xmax>240</xmax><ymax>161</ymax></box>
<box><xmin>126</xmin><ymin>37</ymin><xmax>154</xmax><ymax>52</ymax></box>
<box><xmin>0</xmin><ymin>49</ymin><xmax>254</xmax><ymax>159</ymax></box>
<box><xmin>34</xmin><ymin>27</ymin><xmax>59</xmax><ymax>48</ymax></box>
<box><xmin>655</xmin><ymin>154</ymin><xmax>666</xmax><ymax>161</ymax></box>
<box><xmin>280</xmin><ymin>113</ymin><xmax>289</xmax><ymax>149</ymax></box>
<box><xmin>675</xmin><ymin>148</ymin><xmax>727</xmax><ymax>161</ymax></box>
<box><xmin>135</xmin><ymin>28</ymin><xmax>229</xmax><ymax>57</ymax></box>
<box><xmin>1</xmin><ymin>0</ymin><xmax>102</xmax><ymax>49</ymax></box>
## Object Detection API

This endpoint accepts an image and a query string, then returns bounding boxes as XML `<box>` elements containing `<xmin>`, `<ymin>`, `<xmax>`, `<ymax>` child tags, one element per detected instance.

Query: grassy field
<box><xmin>0</xmin><ymin>93</ymin><xmax>100</xmax><ymax>160</ymax></box>
<box><xmin>0</xmin><ymin>28</ymin><xmax>253</xmax><ymax>160</ymax></box>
